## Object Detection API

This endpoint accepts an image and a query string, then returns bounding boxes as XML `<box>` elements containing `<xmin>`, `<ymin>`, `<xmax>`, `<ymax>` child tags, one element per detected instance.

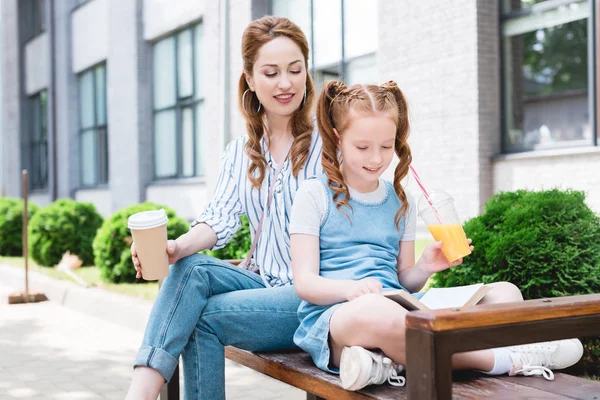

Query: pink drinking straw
<box><xmin>409</xmin><ymin>165</ymin><xmax>443</xmax><ymax>224</ymax></box>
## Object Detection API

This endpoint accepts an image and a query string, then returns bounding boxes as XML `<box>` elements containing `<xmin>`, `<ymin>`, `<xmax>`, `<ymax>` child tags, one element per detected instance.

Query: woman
<box><xmin>125</xmin><ymin>16</ymin><xmax>322</xmax><ymax>400</ymax></box>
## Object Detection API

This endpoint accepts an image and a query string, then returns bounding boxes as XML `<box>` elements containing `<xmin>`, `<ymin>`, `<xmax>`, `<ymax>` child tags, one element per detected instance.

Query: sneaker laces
<box><xmin>370</xmin><ymin>357</ymin><xmax>406</xmax><ymax>387</ymax></box>
<box><xmin>508</xmin><ymin>343</ymin><xmax>558</xmax><ymax>381</ymax></box>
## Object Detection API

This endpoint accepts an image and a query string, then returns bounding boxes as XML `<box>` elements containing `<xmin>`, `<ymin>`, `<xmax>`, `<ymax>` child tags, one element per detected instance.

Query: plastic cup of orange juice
<box><xmin>417</xmin><ymin>190</ymin><xmax>471</xmax><ymax>263</ymax></box>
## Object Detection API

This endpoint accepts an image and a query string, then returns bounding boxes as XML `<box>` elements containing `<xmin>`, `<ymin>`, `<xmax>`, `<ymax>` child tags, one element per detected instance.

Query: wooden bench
<box><xmin>160</xmin><ymin>287</ymin><xmax>600</xmax><ymax>399</ymax></box>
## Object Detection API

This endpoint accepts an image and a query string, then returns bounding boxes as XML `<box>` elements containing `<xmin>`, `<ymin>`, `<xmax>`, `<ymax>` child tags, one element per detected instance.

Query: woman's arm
<box><xmin>173</xmin><ymin>223</ymin><xmax>218</xmax><ymax>260</ymax></box>
<box><xmin>192</xmin><ymin>140</ymin><xmax>245</xmax><ymax>250</ymax></box>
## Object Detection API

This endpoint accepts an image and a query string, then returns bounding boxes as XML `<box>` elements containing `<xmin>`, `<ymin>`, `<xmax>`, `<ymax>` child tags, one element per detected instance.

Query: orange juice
<box><xmin>426</xmin><ymin>224</ymin><xmax>471</xmax><ymax>262</ymax></box>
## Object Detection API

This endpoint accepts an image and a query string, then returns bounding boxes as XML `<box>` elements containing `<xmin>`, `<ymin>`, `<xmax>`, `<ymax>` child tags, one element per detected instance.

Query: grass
<box><xmin>0</xmin><ymin>256</ymin><xmax>158</xmax><ymax>301</ymax></box>
<box><xmin>1</xmin><ymin>240</ymin><xmax>433</xmax><ymax>303</ymax></box>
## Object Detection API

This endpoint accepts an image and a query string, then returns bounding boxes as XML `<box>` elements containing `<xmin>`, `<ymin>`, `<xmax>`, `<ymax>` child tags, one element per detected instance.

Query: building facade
<box><xmin>1</xmin><ymin>0</ymin><xmax>599</xmax><ymax>227</ymax></box>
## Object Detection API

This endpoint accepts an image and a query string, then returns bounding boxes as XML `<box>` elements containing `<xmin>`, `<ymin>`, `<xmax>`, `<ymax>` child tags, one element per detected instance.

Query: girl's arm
<box><xmin>396</xmin><ymin>240</ymin><xmax>431</xmax><ymax>293</ymax></box>
<box><xmin>291</xmin><ymin>234</ymin><xmax>381</xmax><ymax>305</ymax></box>
<box><xmin>290</xmin><ymin>180</ymin><xmax>381</xmax><ymax>305</ymax></box>
<box><xmin>398</xmin><ymin>240</ymin><xmax>472</xmax><ymax>293</ymax></box>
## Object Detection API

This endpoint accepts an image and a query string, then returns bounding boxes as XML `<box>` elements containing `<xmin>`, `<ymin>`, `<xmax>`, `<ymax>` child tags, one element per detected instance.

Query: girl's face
<box><xmin>246</xmin><ymin>36</ymin><xmax>307</xmax><ymax>121</ymax></box>
<box><xmin>337</xmin><ymin>112</ymin><xmax>397</xmax><ymax>193</ymax></box>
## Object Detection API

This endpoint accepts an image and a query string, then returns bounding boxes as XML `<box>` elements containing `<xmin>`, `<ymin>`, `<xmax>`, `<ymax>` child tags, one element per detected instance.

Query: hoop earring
<box><xmin>242</xmin><ymin>89</ymin><xmax>262</xmax><ymax>116</ymax></box>
<box><xmin>300</xmin><ymin>88</ymin><xmax>307</xmax><ymax>108</ymax></box>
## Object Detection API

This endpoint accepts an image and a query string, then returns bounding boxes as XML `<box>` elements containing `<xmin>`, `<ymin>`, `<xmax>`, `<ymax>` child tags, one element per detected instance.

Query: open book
<box><xmin>383</xmin><ymin>283</ymin><xmax>492</xmax><ymax>311</ymax></box>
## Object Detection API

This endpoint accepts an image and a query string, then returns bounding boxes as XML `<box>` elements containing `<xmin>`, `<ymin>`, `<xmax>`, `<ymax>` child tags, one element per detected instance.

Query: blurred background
<box><xmin>1</xmin><ymin>0</ymin><xmax>599</xmax><ymax>231</ymax></box>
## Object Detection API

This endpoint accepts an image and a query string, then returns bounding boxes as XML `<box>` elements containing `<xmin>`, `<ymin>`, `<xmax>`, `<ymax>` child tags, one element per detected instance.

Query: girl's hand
<box><xmin>419</xmin><ymin>239</ymin><xmax>474</xmax><ymax>275</ymax></box>
<box><xmin>131</xmin><ymin>239</ymin><xmax>181</xmax><ymax>279</ymax></box>
<box><xmin>346</xmin><ymin>278</ymin><xmax>383</xmax><ymax>301</ymax></box>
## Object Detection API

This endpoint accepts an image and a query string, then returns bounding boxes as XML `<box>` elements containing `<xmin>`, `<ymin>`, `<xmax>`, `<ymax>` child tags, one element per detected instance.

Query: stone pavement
<box><xmin>0</xmin><ymin>268</ymin><xmax>305</xmax><ymax>400</ymax></box>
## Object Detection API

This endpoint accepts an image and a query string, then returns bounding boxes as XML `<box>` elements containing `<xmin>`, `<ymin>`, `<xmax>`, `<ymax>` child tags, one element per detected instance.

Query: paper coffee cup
<box><xmin>128</xmin><ymin>209</ymin><xmax>169</xmax><ymax>281</ymax></box>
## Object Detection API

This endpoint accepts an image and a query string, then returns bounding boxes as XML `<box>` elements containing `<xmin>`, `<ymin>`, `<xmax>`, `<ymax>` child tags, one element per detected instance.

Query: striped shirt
<box><xmin>192</xmin><ymin>127</ymin><xmax>323</xmax><ymax>287</ymax></box>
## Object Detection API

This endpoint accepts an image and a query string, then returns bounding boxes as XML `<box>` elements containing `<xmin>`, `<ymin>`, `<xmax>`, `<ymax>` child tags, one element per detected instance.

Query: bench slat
<box><xmin>225</xmin><ymin>348</ymin><xmax>594</xmax><ymax>400</ymax></box>
<box><xmin>502</xmin><ymin>374</ymin><xmax>600</xmax><ymax>400</ymax></box>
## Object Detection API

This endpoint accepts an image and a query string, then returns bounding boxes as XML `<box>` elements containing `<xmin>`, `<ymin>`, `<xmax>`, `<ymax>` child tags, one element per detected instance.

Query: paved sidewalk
<box><xmin>0</xmin><ymin>270</ymin><xmax>305</xmax><ymax>400</ymax></box>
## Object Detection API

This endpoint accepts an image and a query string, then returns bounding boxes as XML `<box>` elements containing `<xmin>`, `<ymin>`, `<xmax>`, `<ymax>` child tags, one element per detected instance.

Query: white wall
<box><xmin>75</xmin><ymin>188</ymin><xmax>113</xmax><ymax>217</ymax></box>
<box><xmin>25</xmin><ymin>33</ymin><xmax>49</xmax><ymax>95</ymax></box>
<box><xmin>72</xmin><ymin>0</ymin><xmax>109</xmax><ymax>73</ymax></box>
<box><xmin>379</xmin><ymin>1</ymin><xmax>482</xmax><ymax>222</ymax></box>
<box><xmin>143</xmin><ymin>0</ymin><xmax>206</xmax><ymax>41</ymax></box>
<box><xmin>29</xmin><ymin>193</ymin><xmax>51</xmax><ymax>208</ymax></box>
<box><xmin>0</xmin><ymin>4</ymin><xmax>3</xmax><ymax>195</ymax></box>
<box><xmin>146</xmin><ymin>183</ymin><xmax>209</xmax><ymax>221</ymax></box>
<box><xmin>493</xmin><ymin>148</ymin><xmax>600</xmax><ymax>213</ymax></box>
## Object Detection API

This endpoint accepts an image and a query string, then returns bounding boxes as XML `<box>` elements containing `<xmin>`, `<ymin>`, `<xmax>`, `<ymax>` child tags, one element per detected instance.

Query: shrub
<box><xmin>28</xmin><ymin>199</ymin><xmax>103</xmax><ymax>266</ymax></box>
<box><xmin>203</xmin><ymin>214</ymin><xmax>251</xmax><ymax>260</ymax></box>
<box><xmin>0</xmin><ymin>197</ymin><xmax>40</xmax><ymax>256</ymax></box>
<box><xmin>93</xmin><ymin>202</ymin><xmax>189</xmax><ymax>283</ymax></box>
<box><xmin>431</xmin><ymin>188</ymin><xmax>600</xmax><ymax>377</ymax></box>
<box><xmin>431</xmin><ymin>189</ymin><xmax>600</xmax><ymax>297</ymax></box>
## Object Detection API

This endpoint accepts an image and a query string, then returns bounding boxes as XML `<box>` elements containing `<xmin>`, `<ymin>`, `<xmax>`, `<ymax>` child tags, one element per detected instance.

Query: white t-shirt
<box><xmin>289</xmin><ymin>178</ymin><xmax>416</xmax><ymax>240</ymax></box>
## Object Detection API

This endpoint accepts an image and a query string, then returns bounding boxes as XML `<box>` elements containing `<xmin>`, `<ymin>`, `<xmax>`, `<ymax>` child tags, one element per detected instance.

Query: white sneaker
<box><xmin>507</xmin><ymin>339</ymin><xmax>584</xmax><ymax>380</ymax></box>
<box><xmin>339</xmin><ymin>346</ymin><xmax>405</xmax><ymax>391</ymax></box>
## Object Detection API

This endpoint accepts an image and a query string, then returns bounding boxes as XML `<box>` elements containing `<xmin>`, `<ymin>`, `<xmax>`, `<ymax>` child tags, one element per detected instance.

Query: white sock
<box><xmin>483</xmin><ymin>348</ymin><xmax>512</xmax><ymax>375</ymax></box>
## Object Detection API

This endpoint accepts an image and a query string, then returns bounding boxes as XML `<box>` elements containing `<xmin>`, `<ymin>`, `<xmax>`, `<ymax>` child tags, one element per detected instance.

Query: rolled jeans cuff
<box><xmin>134</xmin><ymin>345</ymin><xmax>179</xmax><ymax>382</ymax></box>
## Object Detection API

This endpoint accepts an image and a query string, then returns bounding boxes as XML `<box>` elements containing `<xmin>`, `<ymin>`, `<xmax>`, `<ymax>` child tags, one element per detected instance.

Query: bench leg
<box><xmin>306</xmin><ymin>394</ymin><xmax>326</xmax><ymax>400</ymax></box>
<box><xmin>406</xmin><ymin>327</ymin><xmax>453</xmax><ymax>400</ymax></box>
<box><xmin>159</xmin><ymin>365</ymin><xmax>180</xmax><ymax>400</ymax></box>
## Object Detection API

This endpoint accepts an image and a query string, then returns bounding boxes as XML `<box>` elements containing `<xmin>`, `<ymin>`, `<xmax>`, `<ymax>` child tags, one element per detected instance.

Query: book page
<box><xmin>419</xmin><ymin>284</ymin><xmax>485</xmax><ymax>310</ymax></box>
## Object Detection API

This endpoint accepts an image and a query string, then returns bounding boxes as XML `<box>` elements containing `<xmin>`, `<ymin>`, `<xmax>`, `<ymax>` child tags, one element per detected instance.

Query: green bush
<box><xmin>202</xmin><ymin>214</ymin><xmax>251</xmax><ymax>260</ymax></box>
<box><xmin>431</xmin><ymin>189</ymin><xmax>600</xmax><ymax>377</ymax></box>
<box><xmin>0</xmin><ymin>197</ymin><xmax>40</xmax><ymax>256</ymax></box>
<box><xmin>93</xmin><ymin>202</ymin><xmax>189</xmax><ymax>283</ymax></box>
<box><xmin>28</xmin><ymin>199</ymin><xmax>103</xmax><ymax>266</ymax></box>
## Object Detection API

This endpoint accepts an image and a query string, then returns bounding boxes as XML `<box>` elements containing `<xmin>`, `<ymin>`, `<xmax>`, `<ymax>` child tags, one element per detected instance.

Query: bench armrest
<box><xmin>406</xmin><ymin>293</ymin><xmax>600</xmax><ymax>332</ymax></box>
<box><xmin>405</xmin><ymin>293</ymin><xmax>600</xmax><ymax>400</ymax></box>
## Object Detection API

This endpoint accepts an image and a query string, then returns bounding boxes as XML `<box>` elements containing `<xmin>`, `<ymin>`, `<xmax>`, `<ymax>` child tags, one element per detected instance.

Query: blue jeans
<box><xmin>133</xmin><ymin>254</ymin><xmax>301</xmax><ymax>400</ymax></box>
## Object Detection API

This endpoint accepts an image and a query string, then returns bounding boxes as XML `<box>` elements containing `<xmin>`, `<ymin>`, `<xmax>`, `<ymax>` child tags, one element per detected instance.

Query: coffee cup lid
<box><xmin>128</xmin><ymin>209</ymin><xmax>168</xmax><ymax>230</ymax></box>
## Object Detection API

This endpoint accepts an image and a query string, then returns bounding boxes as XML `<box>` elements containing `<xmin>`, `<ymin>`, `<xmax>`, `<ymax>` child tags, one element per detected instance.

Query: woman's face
<box><xmin>246</xmin><ymin>36</ymin><xmax>307</xmax><ymax>120</ymax></box>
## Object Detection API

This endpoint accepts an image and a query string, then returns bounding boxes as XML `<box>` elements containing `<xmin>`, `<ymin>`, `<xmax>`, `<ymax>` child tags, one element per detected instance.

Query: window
<box><xmin>29</xmin><ymin>90</ymin><xmax>48</xmax><ymax>190</ymax></box>
<box><xmin>22</xmin><ymin>0</ymin><xmax>46</xmax><ymax>41</ymax></box>
<box><xmin>152</xmin><ymin>23</ymin><xmax>205</xmax><ymax>179</ymax></box>
<box><xmin>271</xmin><ymin>0</ymin><xmax>378</xmax><ymax>89</ymax></box>
<box><xmin>501</xmin><ymin>0</ymin><xmax>594</xmax><ymax>152</ymax></box>
<box><xmin>78</xmin><ymin>64</ymin><xmax>108</xmax><ymax>187</ymax></box>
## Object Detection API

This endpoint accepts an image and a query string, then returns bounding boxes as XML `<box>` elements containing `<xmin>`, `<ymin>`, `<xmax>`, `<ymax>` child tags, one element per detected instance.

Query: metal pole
<box><xmin>22</xmin><ymin>169</ymin><xmax>29</xmax><ymax>296</ymax></box>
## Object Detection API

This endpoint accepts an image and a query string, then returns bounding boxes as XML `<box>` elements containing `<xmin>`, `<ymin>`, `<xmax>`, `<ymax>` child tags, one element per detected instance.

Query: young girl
<box><xmin>289</xmin><ymin>80</ymin><xmax>583</xmax><ymax>391</ymax></box>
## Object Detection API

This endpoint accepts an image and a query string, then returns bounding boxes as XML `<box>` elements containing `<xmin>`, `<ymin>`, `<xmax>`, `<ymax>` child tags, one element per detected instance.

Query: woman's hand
<box><xmin>131</xmin><ymin>239</ymin><xmax>181</xmax><ymax>279</ymax></box>
<box><xmin>418</xmin><ymin>239</ymin><xmax>474</xmax><ymax>275</ymax></box>
<box><xmin>345</xmin><ymin>278</ymin><xmax>383</xmax><ymax>301</ymax></box>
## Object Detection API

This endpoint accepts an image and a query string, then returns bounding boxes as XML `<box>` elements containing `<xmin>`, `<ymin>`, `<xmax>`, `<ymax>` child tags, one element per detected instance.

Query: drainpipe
<box><xmin>47</xmin><ymin>0</ymin><xmax>57</xmax><ymax>200</ymax></box>
<box><xmin>220</xmin><ymin>0</ymin><xmax>230</xmax><ymax>148</ymax></box>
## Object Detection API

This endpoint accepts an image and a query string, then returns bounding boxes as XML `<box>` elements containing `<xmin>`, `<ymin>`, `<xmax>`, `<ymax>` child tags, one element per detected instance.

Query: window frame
<box><xmin>22</xmin><ymin>0</ymin><xmax>46</xmax><ymax>42</ymax></box>
<box><xmin>28</xmin><ymin>90</ymin><xmax>48</xmax><ymax>191</ymax></box>
<box><xmin>151</xmin><ymin>22</ymin><xmax>205</xmax><ymax>180</ymax></box>
<box><xmin>77</xmin><ymin>62</ymin><xmax>109</xmax><ymax>188</ymax></box>
<box><xmin>499</xmin><ymin>0</ymin><xmax>597</xmax><ymax>153</ymax></box>
<box><xmin>269</xmin><ymin>0</ymin><xmax>378</xmax><ymax>87</ymax></box>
